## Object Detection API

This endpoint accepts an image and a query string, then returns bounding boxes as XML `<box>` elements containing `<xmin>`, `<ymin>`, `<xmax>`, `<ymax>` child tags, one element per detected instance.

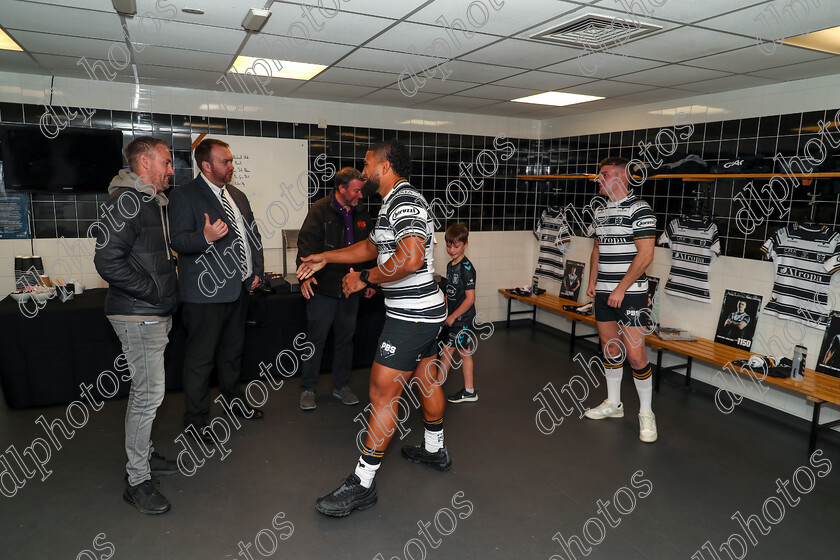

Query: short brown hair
<box><xmin>445</xmin><ymin>222</ymin><xmax>469</xmax><ymax>244</ymax></box>
<box><xmin>194</xmin><ymin>138</ymin><xmax>230</xmax><ymax>169</ymax></box>
<box><xmin>598</xmin><ymin>156</ymin><xmax>630</xmax><ymax>171</ymax></box>
<box><xmin>334</xmin><ymin>167</ymin><xmax>362</xmax><ymax>190</ymax></box>
<box><xmin>124</xmin><ymin>136</ymin><xmax>168</xmax><ymax>170</ymax></box>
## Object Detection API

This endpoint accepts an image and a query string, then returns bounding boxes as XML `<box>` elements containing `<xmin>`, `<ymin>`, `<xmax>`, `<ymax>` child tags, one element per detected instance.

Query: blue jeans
<box><xmin>109</xmin><ymin>318</ymin><xmax>172</xmax><ymax>486</ymax></box>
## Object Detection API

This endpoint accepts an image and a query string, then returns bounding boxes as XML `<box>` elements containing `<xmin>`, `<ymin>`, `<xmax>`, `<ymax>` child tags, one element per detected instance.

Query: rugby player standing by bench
<box><xmin>584</xmin><ymin>157</ymin><xmax>658</xmax><ymax>443</ymax></box>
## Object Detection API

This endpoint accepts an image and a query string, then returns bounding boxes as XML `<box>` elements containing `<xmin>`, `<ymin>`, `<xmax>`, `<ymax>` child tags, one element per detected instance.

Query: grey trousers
<box><xmin>109</xmin><ymin>318</ymin><xmax>172</xmax><ymax>486</ymax></box>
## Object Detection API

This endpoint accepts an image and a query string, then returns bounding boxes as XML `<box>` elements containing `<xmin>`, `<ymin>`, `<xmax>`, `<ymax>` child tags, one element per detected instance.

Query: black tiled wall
<box><xmin>2</xmin><ymin>101</ymin><xmax>839</xmax><ymax>261</ymax></box>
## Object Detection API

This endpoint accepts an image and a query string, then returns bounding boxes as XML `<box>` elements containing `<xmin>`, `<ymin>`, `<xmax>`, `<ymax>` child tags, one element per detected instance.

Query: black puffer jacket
<box><xmin>296</xmin><ymin>194</ymin><xmax>374</xmax><ymax>298</ymax></box>
<box><xmin>94</xmin><ymin>170</ymin><xmax>178</xmax><ymax>317</ymax></box>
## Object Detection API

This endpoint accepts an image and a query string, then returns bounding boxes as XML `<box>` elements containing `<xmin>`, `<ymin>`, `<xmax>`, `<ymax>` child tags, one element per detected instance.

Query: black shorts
<box><xmin>442</xmin><ymin>319</ymin><xmax>475</xmax><ymax>350</ymax></box>
<box><xmin>374</xmin><ymin>317</ymin><xmax>443</xmax><ymax>372</ymax></box>
<box><xmin>594</xmin><ymin>292</ymin><xmax>652</xmax><ymax>327</ymax></box>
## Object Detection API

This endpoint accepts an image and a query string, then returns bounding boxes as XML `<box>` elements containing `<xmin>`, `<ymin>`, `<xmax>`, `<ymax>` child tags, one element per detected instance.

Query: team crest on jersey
<box><xmin>380</xmin><ymin>341</ymin><xmax>397</xmax><ymax>357</ymax></box>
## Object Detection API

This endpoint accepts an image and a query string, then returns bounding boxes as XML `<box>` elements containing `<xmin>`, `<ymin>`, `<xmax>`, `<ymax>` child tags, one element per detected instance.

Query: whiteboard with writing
<box><xmin>191</xmin><ymin>134</ymin><xmax>309</xmax><ymax>251</ymax></box>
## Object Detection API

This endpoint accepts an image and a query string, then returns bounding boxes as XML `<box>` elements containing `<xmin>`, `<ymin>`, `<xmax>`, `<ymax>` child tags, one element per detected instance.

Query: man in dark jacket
<box><xmin>93</xmin><ymin>136</ymin><xmax>179</xmax><ymax>515</ymax></box>
<box><xmin>296</xmin><ymin>168</ymin><xmax>374</xmax><ymax>410</ymax></box>
<box><xmin>168</xmin><ymin>138</ymin><xmax>265</xmax><ymax>442</ymax></box>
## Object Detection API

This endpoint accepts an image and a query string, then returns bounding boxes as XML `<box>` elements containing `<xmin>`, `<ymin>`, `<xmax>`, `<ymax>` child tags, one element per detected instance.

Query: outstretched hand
<box><xmin>297</xmin><ymin>254</ymin><xmax>326</xmax><ymax>280</ymax></box>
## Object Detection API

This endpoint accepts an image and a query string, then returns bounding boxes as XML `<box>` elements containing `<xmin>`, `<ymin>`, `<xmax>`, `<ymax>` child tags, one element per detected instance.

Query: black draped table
<box><xmin>0</xmin><ymin>288</ymin><xmax>385</xmax><ymax>408</ymax></box>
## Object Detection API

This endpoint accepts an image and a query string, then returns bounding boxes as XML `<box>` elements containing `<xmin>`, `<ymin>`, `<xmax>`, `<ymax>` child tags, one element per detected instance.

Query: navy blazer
<box><xmin>169</xmin><ymin>175</ymin><xmax>264</xmax><ymax>303</ymax></box>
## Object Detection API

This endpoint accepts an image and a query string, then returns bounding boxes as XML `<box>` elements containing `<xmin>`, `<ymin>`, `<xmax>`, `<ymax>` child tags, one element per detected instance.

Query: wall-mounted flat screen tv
<box><xmin>0</xmin><ymin>125</ymin><xmax>124</xmax><ymax>193</ymax></box>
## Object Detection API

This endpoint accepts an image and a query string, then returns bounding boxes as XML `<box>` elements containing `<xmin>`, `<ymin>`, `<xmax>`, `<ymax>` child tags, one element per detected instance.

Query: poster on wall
<box><xmin>560</xmin><ymin>260</ymin><xmax>584</xmax><ymax>301</ymax></box>
<box><xmin>715</xmin><ymin>290</ymin><xmax>763</xmax><ymax>350</ymax></box>
<box><xmin>816</xmin><ymin>311</ymin><xmax>840</xmax><ymax>378</ymax></box>
<box><xmin>0</xmin><ymin>193</ymin><xmax>31</xmax><ymax>239</ymax></box>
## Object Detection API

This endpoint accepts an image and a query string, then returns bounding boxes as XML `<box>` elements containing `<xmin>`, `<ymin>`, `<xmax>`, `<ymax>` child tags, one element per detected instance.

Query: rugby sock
<box><xmin>603</xmin><ymin>358</ymin><xmax>624</xmax><ymax>405</ymax></box>
<box><xmin>423</xmin><ymin>418</ymin><xmax>444</xmax><ymax>453</ymax></box>
<box><xmin>354</xmin><ymin>445</ymin><xmax>382</xmax><ymax>488</ymax></box>
<box><xmin>632</xmin><ymin>364</ymin><xmax>654</xmax><ymax>414</ymax></box>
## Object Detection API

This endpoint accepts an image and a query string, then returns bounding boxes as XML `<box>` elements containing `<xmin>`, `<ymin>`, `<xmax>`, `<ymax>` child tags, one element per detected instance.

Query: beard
<box><xmin>361</xmin><ymin>176</ymin><xmax>379</xmax><ymax>197</ymax></box>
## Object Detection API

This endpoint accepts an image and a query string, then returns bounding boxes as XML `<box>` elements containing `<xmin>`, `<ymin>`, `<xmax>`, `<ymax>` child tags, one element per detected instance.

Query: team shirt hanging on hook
<box><xmin>658</xmin><ymin>217</ymin><xmax>721</xmax><ymax>303</ymax></box>
<box><xmin>533</xmin><ymin>209</ymin><xmax>571</xmax><ymax>282</ymax></box>
<box><xmin>761</xmin><ymin>223</ymin><xmax>840</xmax><ymax>329</ymax></box>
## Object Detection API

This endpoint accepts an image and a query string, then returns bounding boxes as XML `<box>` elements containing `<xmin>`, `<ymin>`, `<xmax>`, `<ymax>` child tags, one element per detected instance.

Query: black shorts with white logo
<box><xmin>374</xmin><ymin>317</ymin><xmax>443</xmax><ymax>372</ymax></box>
<box><xmin>594</xmin><ymin>292</ymin><xmax>652</xmax><ymax>327</ymax></box>
<box><xmin>441</xmin><ymin>317</ymin><xmax>475</xmax><ymax>350</ymax></box>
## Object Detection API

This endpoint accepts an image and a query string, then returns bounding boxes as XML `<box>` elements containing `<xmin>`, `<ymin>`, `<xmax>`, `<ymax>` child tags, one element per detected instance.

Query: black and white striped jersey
<box><xmin>586</xmin><ymin>195</ymin><xmax>657</xmax><ymax>295</ymax></box>
<box><xmin>534</xmin><ymin>209</ymin><xmax>571</xmax><ymax>282</ymax></box>
<box><xmin>370</xmin><ymin>180</ymin><xmax>446</xmax><ymax>323</ymax></box>
<box><xmin>761</xmin><ymin>223</ymin><xmax>840</xmax><ymax>329</ymax></box>
<box><xmin>658</xmin><ymin>217</ymin><xmax>721</xmax><ymax>302</ymax></box>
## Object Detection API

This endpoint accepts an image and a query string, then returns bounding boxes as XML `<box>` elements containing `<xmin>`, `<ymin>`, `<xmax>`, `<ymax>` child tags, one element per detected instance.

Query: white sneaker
<box><xmin>639</xmin><ymin>412</ymin><xmax>658</xmax><ymax>443</ymax></box>
<box><xmin>584</xmin><ymin>399</ymin><xmax>624</xmax><ymax>420</ymax></box>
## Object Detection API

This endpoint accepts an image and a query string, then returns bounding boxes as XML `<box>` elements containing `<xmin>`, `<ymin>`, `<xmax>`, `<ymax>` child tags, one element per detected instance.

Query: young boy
<box><xmin>440</xmin><ymin>223</ymin><xmax>478</xmax><ymax>403</ymax></box>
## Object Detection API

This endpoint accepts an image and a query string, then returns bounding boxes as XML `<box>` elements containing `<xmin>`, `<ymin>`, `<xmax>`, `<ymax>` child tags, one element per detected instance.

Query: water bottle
<box><xmin>531</xmin><ymin>275</ymin><xmax>539</xmax><ymax>295</ymax></box>
<box><xmin>791</xmin><ymin>345</ymin><xmax>807</xmax><ymax>381</ymax></box>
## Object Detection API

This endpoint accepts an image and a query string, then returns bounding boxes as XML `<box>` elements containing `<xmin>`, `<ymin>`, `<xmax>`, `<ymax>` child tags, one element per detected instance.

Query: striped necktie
<box><xmin>220</xmin><ymin>187</ymin><xmax>248</xmax><ymax>279</ymax></box>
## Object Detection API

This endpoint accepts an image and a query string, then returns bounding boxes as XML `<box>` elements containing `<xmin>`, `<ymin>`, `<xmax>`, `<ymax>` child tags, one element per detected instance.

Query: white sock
<box><xmin>606</xmin><ymin>369</ymin><xmax>623</xmax><ymax>405</ymax></box>
<box><xmin>635</xmin><ymin>377</ymin><xmax>653</xmax><ymax>414</ymax></box>
<box><xmin>424</xmin><ymin>428</ymin><xmax>444</xmax><ymax>452</ymax></box>
<box><xmin>354</xmin><ymin>456</ymin><xmax>380</xmax><ymax>488</ymax></box>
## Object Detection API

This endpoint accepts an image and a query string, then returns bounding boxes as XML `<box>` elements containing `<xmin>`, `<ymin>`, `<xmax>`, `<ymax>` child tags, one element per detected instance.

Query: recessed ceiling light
<box><xmin>182</xmin><ymin>7</ymin><xmax>204</xmax><ymax>15</ymax></box>
<box><xmin>111</xmin><ymin>0</ymin><xmax>137</xmax><ymax>16</ymax></box>
<box><xmin>230</xmin><ymin>56</ymin><xmax>326</xmax><ymax>80</ymax></box>
<box><xmin>783</xmin><ymin>25</ymin><xmax>840</xmax><ymax>55</ymax></box>
<box><xmin>0</xmin><ymin>28</ymin><xmax>22</xmax><ymax>51</ymax></box>
<box><xmin>511</xmin><ymin>92</ymin><xmax>604</xmax><ymax>106</ymax></box>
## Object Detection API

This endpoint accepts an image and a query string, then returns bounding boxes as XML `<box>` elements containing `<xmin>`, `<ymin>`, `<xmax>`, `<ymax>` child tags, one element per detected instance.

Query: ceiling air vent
<box><xmin>531</xmin><ymin>14</ymin><xmax>661</xmax><ymax>49</ymax></box>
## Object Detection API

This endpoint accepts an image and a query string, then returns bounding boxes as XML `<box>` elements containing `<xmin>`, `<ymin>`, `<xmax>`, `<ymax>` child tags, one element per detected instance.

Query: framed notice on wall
<box><xmin>715</xmin><ymin>290</ymin><xmax>763</xmax><ymax>350</ymax></box>
<box><xmin>0</xmin><ymin>193</ymin><xmax>31</xmax><ymax>239</ymax></box>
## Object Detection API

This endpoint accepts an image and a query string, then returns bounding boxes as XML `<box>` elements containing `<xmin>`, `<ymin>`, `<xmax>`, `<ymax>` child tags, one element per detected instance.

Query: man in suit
<box><xmin>169</xmin><ymin>138</ymin><xmax>265</xmax><ymax>444</ymax></box>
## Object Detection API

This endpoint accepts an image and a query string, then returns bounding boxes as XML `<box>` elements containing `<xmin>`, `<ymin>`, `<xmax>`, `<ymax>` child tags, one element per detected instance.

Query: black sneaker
<box><xmin>401</xmin><ymin>444</ymin><xmax>452</xmax><ymax>471</ymax></box>
<box><xmin>315</xmin><ymin>474</ymin><xmax>377</xmax><ymax>517</ymax></box>
<box><xmin>123</xmin><ymin>478</ymin><xmax>171</xmax><ymax>515</ymax></box>
<box><xmin>149</xmin><ymin>452</ymin><xmax>178</xmax><ymax>476</ymax></box>
<box><xmin>447</xmin><ymin>388</ymin><xmax>478</xmax><ymax>403</ymax></box>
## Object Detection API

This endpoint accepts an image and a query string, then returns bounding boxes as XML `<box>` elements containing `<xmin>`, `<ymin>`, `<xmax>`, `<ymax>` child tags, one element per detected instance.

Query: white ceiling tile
<box><xmin>492</xmin><ymin>70</ymin><xmax>592</xmax><ymax>90</ymax></box>
<box><xmin>435</xmin><ymin>60</ymin><xmax>524</xmax><ymax>83</ymax></box>
<box><xmin>123</xmin><ymin>19</ymin><xmax>245</xmax><ymax>54</ymax></box>
<box><xmin>610</xmin><ymin>27</ymin><xmax>756</xmax><ymax>63</ymax></box>
<box><xmin>407</xmin><ymin>0</ymin><xmax>584</xmax><ymax>37</ymax></box>
<box><xmin>260</xmin><ymin>4</ymin><xmax>396</xmax><ymax>46</ymax></box>
<box><xmin>337</xmin><ymin>47</ymin><xmax>443</xmax><ymax>75</ymax></box>
<box><xmin>414</xmin><ymin>95</ymin><xmax>500</xmax><ymax>110</ymax></box>
<box><xmin>674</xmin><ymin>74</ymin><xmax>777</xmax><ymax>94</ymax></box>
<box><xmin>591</xmin><ymin>0</ymin><xmax>768</xmax><ymax>25</ymax></box>
<box><xmin>133</xmin><ymin>46</ymin><xmax>232</xmax><ymax>73</ymax></box>
<box><xmin>398</xmin><ymin>77</ymin><xmax>481</xmax><ymax>95</ymax></box>
<box><xmin>366</xmin><ymin>22</ymin><xmax>498</xmax><ymax>58</ymax></box>
<box><xmin>6</xmin><ymin>30</ymin><xmax>113</xmax><ymax>61</ymax></box>
<box><xmin>688</xmin><ymin>44</ymin><xmax>834</xmax><ymax>73</ymax></box>
<box><xmin>241</xmin><ymin>36</ymin><xmax>355</xmax><ymax>66</ymax></box>
<box><xmin>699</xmin><ymin>0</ymin><xmax>840</xmax><ymax>40</ymax></box>
<box><xmin>747</xmin><ymin>57</ymin><xmax>840</xmax><ymax>81</ymax></box>
<box><xmin>566</xmin><ymin>79</ymin><xmax>657</xmax><ymax>97</ymax></box>
<box><xmin>448</xmin><ymin>83</ymin><xmax>543</xmax><ymax>101</ymax></box>
<box><xmin>30</xmin><ymin>53</ymin><xmax>133</xmax><ymax>79</ymax></box>
<box><xmin>288</xmin><ymin>81</ymin><xmax>380</xmax><ymax>101</ymax></box>
<box><xmin>353</xmin><ymin>88</ymin><xmax>440</xmax><ymax>106</ymax></box>
<box><xmin>298</xmin><ymin>0</ymin><xmax>422</xmax><ymax>20</ymax></box>
<box><xmin>2</xmin><ymin>2</ymin><xmax>124</xmax><ymax>41</ymax></box>
<box><xmin>612</xmin><ymin>87</ymin><xmax>698</xmax><ymax>103</ymax></box>
<box><xmin>310</xmin><ymin>66</ymin><xmax>399</xmax><ymax>88</ymax></box>
<box><xmin>460</xmin><ymin>38</ymin><xmax>579</xmax><ymax>68</ymax></box>
<box><xmin>619</xmin><ymin>65</ymin><xmax>731</xmax><ymax>88</ymax></box>
<box><xmin>541</xmin><ymin>54</ymin><xmax>664</xmax><ymax>80</ymax></box>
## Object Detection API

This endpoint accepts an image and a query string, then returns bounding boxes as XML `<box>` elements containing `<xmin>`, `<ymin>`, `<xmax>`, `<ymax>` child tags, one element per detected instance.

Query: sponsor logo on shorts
<box><xmin>380</xmin><ymin>341</ymin><xmax>397</xmax><ymax>357</ymax></box>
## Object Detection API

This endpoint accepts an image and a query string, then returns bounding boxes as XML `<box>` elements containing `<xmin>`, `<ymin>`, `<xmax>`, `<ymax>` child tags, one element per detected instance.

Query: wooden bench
<box><xmin>498</xmin><ymin>289</ymin><xmax>840</xmax><ymax>453</ymax></box>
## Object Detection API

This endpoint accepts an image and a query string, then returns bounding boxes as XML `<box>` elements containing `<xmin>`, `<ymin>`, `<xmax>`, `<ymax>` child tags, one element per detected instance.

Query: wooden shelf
<box><xmin>517</xmin><ymin>172</ymin><xmax>840</xmax><ymax>182</ymax></box>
